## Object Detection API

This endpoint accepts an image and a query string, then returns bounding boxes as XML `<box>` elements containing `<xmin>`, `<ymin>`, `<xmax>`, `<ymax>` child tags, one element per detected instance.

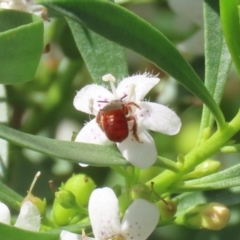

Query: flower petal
<box><xmin>168</xmin><ymin>0</ymin><xmax>203</xmax><ymax>26</ymax></box>
<box><xmin>74</xmin><ymin>84</ymin><xmax>113</xmax><ymax>115</ymax></box>
<box><xmin>60</xmin><ymin>230</ymin><xmax>93</xmax><ymax>240</ymax></box>
<box><xmin>117</xmin><ymin>129</ymin><xmax>157</xmax><ymax>169</ymax></box>
<box><xmin>138</xmin><ymin>102</ymin><xmax>181</xmax><ymax>135</ymax></box>
<box><xmin>75</xmin><ymin>118</ymin><xmax>110</xmax><ymax>145</ymax></box>
<box><xmin>177</xmin><ymin>28</ymin><xmax>204</xmax><ymax>58</ymax></box>
<box><xmin>14</xmin><ymin>201</ymin><xmax>40</xmax><ymax>232</ymax></box>
<box><xmin>89</xmin><ymin>187</ymin><xmax>121</xmax><ymax>239</ymax></box>
<box><xmin>116</xmin><ymin>73</ymin><xmax>159</xmax><ymax>101</ymax></box>
<box><xmin>0</xmin><ymin>202</ymin><xmax>10</xmax><ymax>225</ymax></box>
<box><xmin>121</xmin><ymin>199</ymin><xmax>160</xmax><ymax>240</ymax></box>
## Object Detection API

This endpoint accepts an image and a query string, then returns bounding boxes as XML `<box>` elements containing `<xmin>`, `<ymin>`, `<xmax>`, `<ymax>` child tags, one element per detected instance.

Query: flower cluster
<box><xmin>74</xmin><ymin>73</ymin><xmax>181</xmax><ymax>169</ymax></box>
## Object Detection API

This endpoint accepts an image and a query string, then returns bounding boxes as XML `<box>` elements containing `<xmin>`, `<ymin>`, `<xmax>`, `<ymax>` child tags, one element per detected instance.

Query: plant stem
<box><xmin>146</xmin><ymin>110</ymin><xmax>240</xmax><ymax>193</ymax></box>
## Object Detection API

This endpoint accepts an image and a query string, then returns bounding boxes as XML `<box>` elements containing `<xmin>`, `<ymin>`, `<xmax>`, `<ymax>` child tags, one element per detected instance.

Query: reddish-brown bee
<box><xmin>96</xmin><ymin>99</ymin><xmax>140</xmax><ymax>143</ymax></box>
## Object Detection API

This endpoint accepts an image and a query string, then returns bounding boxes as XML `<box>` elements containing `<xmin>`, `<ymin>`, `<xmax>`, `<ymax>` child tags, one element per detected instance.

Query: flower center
<box><xmin>110</xmin><ymin>234</ymin><xmax>125</xmax><ymax>240</ymax></box>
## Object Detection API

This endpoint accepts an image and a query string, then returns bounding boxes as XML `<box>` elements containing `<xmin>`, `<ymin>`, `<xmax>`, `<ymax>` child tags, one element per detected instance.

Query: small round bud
<box><xmin>181</xmin><ymin>202</ymin><xmax>230</xmax><ymax>230</ymax></box>
<box><xmin>52</xmin><ymin>198</ymin><xmax>78</xmax><ymax>226</ymax></box>
<box><xmin>55</xmin><ymin>189</ymin><xmax>78</xmax><ymax>209</ymax></box>
<box><xmin>157</xmin><ymin>199</ymin><xmax>177</xmax><ymax>222</ymax></box>
<box><xmin>63</xmin><ymin>174</ymin><xmax>95</xmax><ymax>206</ymax></box>
<box><xmin>131</xmin><ymin>184</ymin><xmax>151</xmax><ymax>201</ymax></box>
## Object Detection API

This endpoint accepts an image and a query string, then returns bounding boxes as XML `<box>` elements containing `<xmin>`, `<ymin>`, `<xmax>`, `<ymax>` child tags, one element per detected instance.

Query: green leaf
<box><xmin>198</xmin><ymin>0</ymin><xmax>231</xmax><ymax>138</ymax></box>
<box><xmin>175</xmin><ymin>189</ymin><xmax>240</xmax><ymax>216</ymax></box>
<box><xmin>220</xmin><ymin>0</ymin><xmax>240</xmax><ymax>77</ymax></box>
<box><xmin>0</xmin><ymin>223</ymin><xmax>59</xmax><ymax>240</ymax></box>
<box><xmin>67</xmin><ymin>18</ymin><xmax>128</xmax><ymax>83</ymax></box>
<box><xmin>173</xmin><ymin>163</ymin><xmax>240</xmax><ymax>191</ymax></box>
<box><xmin>0</xmin><ymin>10</ymin><xmax>43</xmax><ymax>84</ymax></box>
<box><xmin>38</xmin><ymin>0</ymin><xmax>226</xmax><ymax>129</ymax></box>
<box><xmin>0</xmin><ymin>84</ymin><xmax>8</xmax><ymax>179</ymax></box>
<box><xmin>0</xmin><ymin>124</ymin><xmax>126</xmax><ymax>166</ymax></box>
<box><xmin>0</xmin><ymin>181</ymin><xmax>23</xmax><ymax>210</ymax></box>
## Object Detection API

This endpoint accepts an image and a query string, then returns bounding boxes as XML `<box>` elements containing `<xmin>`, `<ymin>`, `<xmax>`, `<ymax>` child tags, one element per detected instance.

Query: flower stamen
<box><xmin>127</xmin><ymin>83</ymin><xmax>136</xmax><ymax>102</ymax></box>
<box><xmin>102</xmin><ymin>74</ymin><xmax>118</xmax><ymax>99</ymax></box>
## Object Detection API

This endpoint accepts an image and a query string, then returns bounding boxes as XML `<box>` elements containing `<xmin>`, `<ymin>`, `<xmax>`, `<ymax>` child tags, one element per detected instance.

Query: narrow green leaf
<box><xmin>0</xmin><ymin>10</ymin><xmax>43</xmax><ymax>84</ymax></box>
<box><xmin>198</xmin><ymin>0</ymin><xmax>231</xmax><ymax>138</ymax></box>
<box><xmin>220</xmin><ymin>0</ymin><xmax>240</xmax><ymax>76</ymax></box>
<box><xmin>38</xmin><ymin>0</ymin><xmax>226</xmax><ymax>128</ymax></box>
<box><xmin>0</xmin><ymin>124</ymin><xmax>126</xmax><ymax>166</ymax></box>
<box><xmin>0</xmin><ymin>181</ymin><xmax>23</xmax><ymax>210</ymax></box>
<box><xmin>0</xmin><ymin>84</ymin><xmax>8</xmax><ymax>179</ymax></box>
<box><xmin>175</xmin><ymin>189</ymin><xmax>240</xmax><ymax>216</ymax></box>
<box><xmin>67</xmin><ymin>19</ymin><xmax>128</xmax><ymax>83</ymax></box>
<box><xmin>173</xmin><ymin>163</ymin><xmax>240</xmax><ymax>191</ymax></box>
<box><xmin>0</xmin><ymin>223</ymin><xmax>59</xmax><ymax>240</ymax></box>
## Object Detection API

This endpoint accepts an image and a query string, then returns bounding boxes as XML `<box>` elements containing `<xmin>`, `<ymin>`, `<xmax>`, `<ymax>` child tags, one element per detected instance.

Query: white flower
<box><xmin>0</xmin><ymin>201</ymin><xmax>41</xmax><ymax>231</ymax></box>
<box><xmin>60</xmin><ymin>187</ymin><xmax>159</xmax><ymax>240</ymax></box>
<box><xmin>168</xmin><ymin>0</ymin><xmax>204</xmax><ymax>58</ymax></box>
<box><xmin>90</xmin><ymin>187</ymin><xmax>159</xmax><ymax>240</ymax></box>
<box><xmin>73</xmin><ymin>73</ymin><xmax>181</xmax><ymax>169</ymax></box>
<box><xmin>0</xmin><ymin>0</ymin><xmax>47</xmax><ymax>20</ymax></box>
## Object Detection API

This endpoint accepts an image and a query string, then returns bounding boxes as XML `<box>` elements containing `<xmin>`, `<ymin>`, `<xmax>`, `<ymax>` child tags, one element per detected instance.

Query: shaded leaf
<box><xmin>67</xmin><ymin>18</ymin><xmax>128</xmax><ymax>83</ymax></box>
<box><xmin>0</xmin><ymin>223</ymin><xmax>58</xmax><ymax>240</ymax></box>
<box><xmin>0</xmin><ymin>10</ymin><xmax>43</xmax><ymax>84</ymax></box>
<box><xmin>198</xmin><ymin>0</ymin><xmax>231</xmax><ymax>137</ymax></box>
<box><xmin>220</xmin><ymin>0</ymin><xmax>240</xmax><ymax>77</ymax></box>
<box><xmin>0</xmin><ymin>124</ymin><xmax>126</xmax><ymax>166</ymax></box>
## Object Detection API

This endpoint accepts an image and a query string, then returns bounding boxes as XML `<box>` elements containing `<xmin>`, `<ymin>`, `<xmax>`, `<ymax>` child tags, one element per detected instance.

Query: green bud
<box><xmin>183</xmin><ymin>160</ymin><xmax>221</xmax><ymax>180</ymax></box>
<box><xmin>157</xmin><ymin>199</ymin><xmax>177</xmax><ymax>222</ymax></box>
<box><xmin>180</xmin><ymin>202</ymin><xmax>230</xmax><ymax>230</ymax></box>
<box><xmin>131</xmin><ymin>184</ymin><xmax>151</xmax><ymax>201</ymax></box>
<box><xmin>63</xmin><ymin>174</ymin><xmax>95</xmax><ymax>206</ymax></box>
<box><xmin>52</xmin><ymin>198</ymin><xmax>78</xmax><ymax>226</ymax></box>
<box><xmin>55</xmin><ymin>189</ymin><xmax>78</xmax><ymax>209</ymax></box>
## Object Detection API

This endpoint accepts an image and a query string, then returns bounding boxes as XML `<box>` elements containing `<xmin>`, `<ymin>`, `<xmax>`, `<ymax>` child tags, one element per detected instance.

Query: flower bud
<box><xmin>181</xmin><ymin>202</ymin><xmax>230</xmax><ymax>230</ymax></box>
<box><xmin>55</xmin><ymin>189</ymin><xmax>78</xmax><ymax>209</ymax></box>
<box><xmin>131</xmin><ymin>184</ymin><xmax>151</xmax><ymax>201</ymax></box>
<box><xmin>63</xmin><ymin>174</ymin><xmax>95</xmax><ymax>206</ymax></box>
<box><xmin>183</xmin><ymin>160</ymin><xmax>221</xmax><ymax>180</ymax></box>
<box><xmin>52</xmin><ymin>198</ymin><xmax>78</xmax><ymax>226</ymax></box>
<box><xmin>157</xmin><ymin>199</ymin><xmax>177</xmax><ymax>222</ymax></box>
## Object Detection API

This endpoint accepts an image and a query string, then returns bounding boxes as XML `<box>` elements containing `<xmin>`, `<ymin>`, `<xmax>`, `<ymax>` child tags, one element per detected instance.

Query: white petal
<box><xmin>75</xmin><ymin>118</ymin><xmax>110</xmax><ymax>145</ymax></box>
<box><xmin>121</xmin><ymin>199</ymin><xmax>160</xmax><ymax>240</ymax></box>
<box><xmin>73</xmin><ymin>84</ymin><xmax>114</xmax><ymax>115</ymax></box>
<box><xmin>0</xmin><ymin>202</ymin><xmax>10</xmax><ymax>225</ymax></box>
<box><xmin>117</xmin><ymin>129</ymin><xmax>157</xmax><ymax>169</ymax></box>
<box><xmin>60</xmin><ymin>230</ymin><xmax>88</xmax><ymax>240</ymax></box>
<box><xmin>14</xmin><ymin>201</ymin><xmax>40</xmax><ymax>232</ymax></box>
<box><xmin>138</xmin><ymin>102</ymin><xmax>181</xmax><ymax>135</ymax></box>
<box><xmin>89</xmin><ymin>187</ymin><xmax>121</xmax><ymax>239</ymax></box>
<box><xmin>168</xmin><ymin>0</ymin><xmax>203</xmax><ymax>26</ymax></box>
<box><xmin>116</xmin><ymin>74</ymin><xmax>159</xmax><ymax>101</ymax></box>
<box><xmin>177</xmin><ymin>28</ymin><xmax>204</xmax><ymax>58</ymax></box>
